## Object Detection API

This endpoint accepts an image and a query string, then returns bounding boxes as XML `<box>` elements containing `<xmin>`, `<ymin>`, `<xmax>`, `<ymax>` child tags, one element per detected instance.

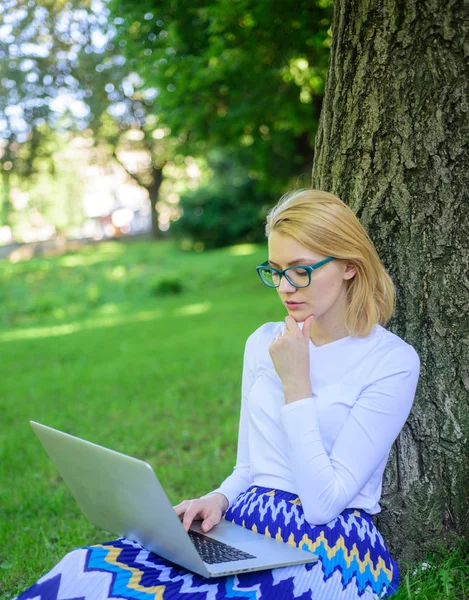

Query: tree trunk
<box><xmin>312</xmin><ymin>0</ymin><xmax>469</xmax><ymax>568</ymax></box>
<box><xmin>148</xmin><ymin>166</ymin><xmax>164</xmax><ymax>239</ymax></box>
<box><xmin>1</xmin><ymin>171</ymin><xmax>12</xmax><ymax>227</ymax></box>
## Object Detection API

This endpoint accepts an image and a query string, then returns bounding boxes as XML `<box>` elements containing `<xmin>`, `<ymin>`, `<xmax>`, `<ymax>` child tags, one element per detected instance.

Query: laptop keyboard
<box><xmin>188</xmin><ymin>529</ymin><xmax>256</xmax><ymax>564</ymax></box>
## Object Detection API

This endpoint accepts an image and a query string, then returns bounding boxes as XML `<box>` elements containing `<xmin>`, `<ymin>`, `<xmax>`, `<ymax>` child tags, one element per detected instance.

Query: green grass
<box><xmin>1</xmin><ymin>238</ymin><xmax>468</xmax><ymax>599</ymax></box>
<box><xmin>394</xmin><ymin>540</ymin><xmax>469</xmax><ymax>599</ymax></box>
<box><xmin>0</xmin><ymin>239</ymin><xmax>282</xmax><ymax>597</ymax></box>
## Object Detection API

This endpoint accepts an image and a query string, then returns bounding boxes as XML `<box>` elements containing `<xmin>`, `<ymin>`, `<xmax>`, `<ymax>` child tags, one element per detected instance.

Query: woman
<box><xmin>18</xmin><ymin>189</ymin><xmax>420</xmax><ymax>599</ymax></box>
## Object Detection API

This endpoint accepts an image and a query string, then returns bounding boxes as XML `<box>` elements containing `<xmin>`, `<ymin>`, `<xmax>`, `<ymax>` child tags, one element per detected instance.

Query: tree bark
<box><xmin>148</xmin><ymin>166</ymin><xmax>164</xmax><ymax>240</ymax></box>
<box><xmin>312</xmin><ymin>0</ymin><xmax>469</xmax><ymax>568</ymax></box>
<box><xmin>1</xmin><ymin>171</ymin><xmax>12</xmax><ymax>228</ymax></box>
<box><xmin>112</xmin><ymin>150</ymin><xmax>165</xmax><ymax>239</ymax></box>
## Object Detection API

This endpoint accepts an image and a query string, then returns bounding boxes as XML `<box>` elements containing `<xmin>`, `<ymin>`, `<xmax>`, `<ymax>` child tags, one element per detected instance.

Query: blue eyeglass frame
<box><xmin>256</xmin><ymin>256</ymin><xmax>336</xmax><ymax>288</ymax></box>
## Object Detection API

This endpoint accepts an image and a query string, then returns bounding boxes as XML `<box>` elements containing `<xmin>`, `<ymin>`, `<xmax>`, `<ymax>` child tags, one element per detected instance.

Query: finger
<box><xmin>201</xmin><ymin>516</ymin><xmax>216</xmax><ymax>532</ymax></box>
<box><xmin>273</xmin><ymin>327</ymin><xmax>285</xmax><ymax>342</ymax></box>
<box><xmin>182</xmin><ymin>511</ymin><xmax>194</xmax><ymax>531</ymax></box>
<box><xmin>285</xmin><ymin>315</ymin><xmax>301</xmax><ymax>333</ymax></box>
<box><xmin>182</xmin><ymin>502</ymin><xmax>200</xmax><ymax>532</ymax></box>
<box><xmin>200</xmin><ymin>503</ymin><xmax>221</xmax><ymax>532</ymax></box>
<box><xmin>174</xmin><ymin>501</ymin><xmax>190</xmax><ymax>517</ymax></box>
<box><xmin>302</xmin><ymin>314</ymin><xmax>315</xmax><ymax>339</ymax></box>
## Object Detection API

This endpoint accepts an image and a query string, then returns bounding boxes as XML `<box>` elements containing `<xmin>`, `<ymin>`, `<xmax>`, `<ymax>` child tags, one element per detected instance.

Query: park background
<box><xmin>1</xmin><ymin>0</ymin><xmax>469</xmax><ymax>598</ymax></box>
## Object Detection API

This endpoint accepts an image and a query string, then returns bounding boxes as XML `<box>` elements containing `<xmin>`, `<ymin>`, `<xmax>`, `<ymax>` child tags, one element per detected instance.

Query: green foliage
<box><xmin>109</xmin><ymin>0</ymin><xmax>333</xmax><ymax>186</ymax></box>
<box><xmin>169</xmin><ymin>150</ymin><xmax>272</xmax><ymax>249</ymax></box>
<box><xmin>0</xmin><ymin>0</ymin><xmax>176</xmax><ymax>237</ymax></box>
<box><xmin>172</xmin><ymin>178</ymin><xmax>268</xmax><ymax>249</ymax></box>
<box><xmin>1</xmin><ymin>0</ymin><xmax>333</xmax><ymax>239</ymax></box>
<box><xmin>150</xmin><ymin>275</ymin><xmax>184</xmax><ymax>295</ymax></box>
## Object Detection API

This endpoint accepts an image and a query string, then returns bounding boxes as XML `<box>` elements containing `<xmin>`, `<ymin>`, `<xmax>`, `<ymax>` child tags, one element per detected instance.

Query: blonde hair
<box><xmin>265</xmin><ymin>189</ymin><xmax>396</xmax><ymax>337</ymax></box>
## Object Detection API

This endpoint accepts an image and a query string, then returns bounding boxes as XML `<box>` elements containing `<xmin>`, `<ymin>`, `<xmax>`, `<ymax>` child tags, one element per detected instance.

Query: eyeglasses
<box><xmin>256</xmin><ymin>256</ymin><xmax>335</xmax><ymax>288</ymax></box>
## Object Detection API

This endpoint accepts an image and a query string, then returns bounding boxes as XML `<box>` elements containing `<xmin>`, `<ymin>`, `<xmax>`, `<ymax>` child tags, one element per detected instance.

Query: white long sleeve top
<box><xmin>211</xmin><ymin>321</ymin><xmax>420</xmax><ymax>525</ymax></box>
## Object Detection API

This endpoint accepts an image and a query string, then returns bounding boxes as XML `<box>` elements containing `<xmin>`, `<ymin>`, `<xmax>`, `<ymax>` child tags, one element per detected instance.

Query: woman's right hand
<box><xmin>174</xmin><ymin>492</ymin><xmax>229</xmax><ymax>533</ymax></box>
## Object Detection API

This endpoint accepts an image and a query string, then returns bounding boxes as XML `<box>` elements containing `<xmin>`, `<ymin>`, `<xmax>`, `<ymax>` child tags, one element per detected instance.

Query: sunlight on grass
<box><xmin>97</xmin><ymin>303</ymin><xmax>120</xmax><ymax>315</ymax></box>
<box><xmin>109</xmin><ymin>265</ymin><xmax>126</xmax><ymax>280</ymax></box>
<box><xmin>0</xmin><ymin>308</ymin><xmax>165</xmax><ymax>342</ymax></box>
<box><xmin>227</xmin><ymin>243</ymin><xmax>259</xmax><ymax>256</ymax></box>
<box><xmin>0</xmin><ymin>239</ymin><xmax>266</xmax><ymax>331</ymax></box>
<box><xmin>57</xmin><ymin>244</ymin><xmax>126</xmax><ymax>268</ymax></box>
<box><xmin>59</xmin><ymin>254</ymin><xmax>107</xmax><ymax>268</ymax></box>
<box><xmin>173</xmin><ymin>301</ymin><xmax>212</xmax><ymax>317</ymax></box>
<box><xmin>0</xmin><ymin>302</ymin><xmax>213</xmax><ymax>342</ymax></box>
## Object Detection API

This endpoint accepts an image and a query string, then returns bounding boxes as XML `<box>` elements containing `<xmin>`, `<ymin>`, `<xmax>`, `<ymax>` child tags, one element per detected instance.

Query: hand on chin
<box><xmin>285</xmin><ymin>307</ymin><xmax>314</xmax><ymax>323</ymax></box>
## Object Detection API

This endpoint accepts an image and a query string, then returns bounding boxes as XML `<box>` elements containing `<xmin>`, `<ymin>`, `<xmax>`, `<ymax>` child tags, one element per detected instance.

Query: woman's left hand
<box><xmin>269</xmin><ymin>315</ymin><xmax>315</xmax><ymax>403</ymax></box>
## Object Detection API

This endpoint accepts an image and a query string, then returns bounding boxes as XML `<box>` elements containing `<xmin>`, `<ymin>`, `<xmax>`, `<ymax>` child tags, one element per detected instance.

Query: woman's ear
<box><xmin>344</xmin><ymin>262</ymin><xmax>357</xmax><ymax>280</ymax></box>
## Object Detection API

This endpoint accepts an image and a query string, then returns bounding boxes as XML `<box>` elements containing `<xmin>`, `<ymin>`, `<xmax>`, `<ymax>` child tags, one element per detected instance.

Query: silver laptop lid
<box><xmin>30</xmin><ymin>421</ymin><xmax>209</xmax><ymax>577</ymax></box>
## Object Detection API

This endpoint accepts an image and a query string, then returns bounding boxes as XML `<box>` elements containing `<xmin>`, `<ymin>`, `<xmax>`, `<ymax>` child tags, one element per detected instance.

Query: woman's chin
<box><xmin>286</xmin><ymin>309</ymin><xmax>310</xmax><ymax>322</ymax></box>
<box><xmin>285</xmin><ymin>309</ymin><xmax>316</xmax><ymax>323</ymax></box>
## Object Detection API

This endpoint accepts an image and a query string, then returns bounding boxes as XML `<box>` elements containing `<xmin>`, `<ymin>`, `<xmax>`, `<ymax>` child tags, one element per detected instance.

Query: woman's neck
<box><xmin>310</xmin><ymin>327</ymin><xmax>349</xmax><ymax>347</ymax></box>
<box><xmin>309</xmin><ymin>307</ymin><xmax>349</xmax><ymax>347</ymax></box>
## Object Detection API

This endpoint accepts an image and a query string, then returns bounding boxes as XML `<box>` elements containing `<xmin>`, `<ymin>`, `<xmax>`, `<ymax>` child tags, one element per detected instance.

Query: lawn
<box><xmin>1</xmin><ymin>238</ymin><xmax>468</xmax><ymax>599</ymax></box>
<box><xmin>0</xmin><ymin>238</ymin><xmax>282</xmax><ymax>596</ymax></box>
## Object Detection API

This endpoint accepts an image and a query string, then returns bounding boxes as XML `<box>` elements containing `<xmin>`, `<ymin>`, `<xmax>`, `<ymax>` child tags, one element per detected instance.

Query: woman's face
<box><xmin>267</xmin><ymin>231</ymin><xmax>356</xmax><ymax>323</ymax></box>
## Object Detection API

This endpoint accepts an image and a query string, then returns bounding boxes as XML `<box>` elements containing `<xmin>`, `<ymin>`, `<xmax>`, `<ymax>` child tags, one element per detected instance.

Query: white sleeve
<box><xmin>207</xmin><ymin>332</ymin><xmax>257</xmax><ymax>508</ymax></box>
<box><xmin>280</xmin><ymin>346</ymin><xmax>420</xmax><ymax>525</ymax></box>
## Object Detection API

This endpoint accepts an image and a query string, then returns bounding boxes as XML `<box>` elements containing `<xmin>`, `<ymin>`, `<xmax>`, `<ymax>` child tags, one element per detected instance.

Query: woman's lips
<box><xmin>285</xmin><ymin>302</ymin><xmax>304</xmax><ymax>309</ymax></box>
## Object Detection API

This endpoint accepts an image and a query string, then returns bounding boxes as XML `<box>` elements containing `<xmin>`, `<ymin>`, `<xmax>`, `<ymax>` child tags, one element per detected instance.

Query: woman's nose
<box><xmin>278</xmin><ymin>276</ymin><xmax>297</xmax><ymax>293</ymax></box>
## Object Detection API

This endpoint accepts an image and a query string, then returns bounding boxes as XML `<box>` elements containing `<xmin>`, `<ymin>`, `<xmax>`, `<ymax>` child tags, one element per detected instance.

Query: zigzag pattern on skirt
<box><xmin>226</xmin><ymin>486</ymin><xmax>396</xmax><ymax>594</ymax></box>
<box><xmin>16</xmin><ymin>485</ymin><xmax>398</xmax><ymax>599</ymax></box>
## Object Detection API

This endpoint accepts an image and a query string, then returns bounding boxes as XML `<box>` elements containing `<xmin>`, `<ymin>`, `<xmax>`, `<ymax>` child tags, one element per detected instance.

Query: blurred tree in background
<box><xmin>0</xmin><ymin>0</ymin><xmax>190</xmax><ymax>240</ymax></box>
<box><xmin>109</xmin><ymin>0</ymin><xmax>332</xmax><ymax>190</ymax></box>
<box><xmin>1</xmin><ymin>0</ymin><xmax>332</xmax><ymax>247</ymax></box>
<box><xmin>0</xmin><ymin>0</ymin><xmax>86</xmax><ymax>231</ymax></box>
<box><xmin>0</xmin><ymin>0</ymin><xmax>116</xmax><ymax>236</ymax></box>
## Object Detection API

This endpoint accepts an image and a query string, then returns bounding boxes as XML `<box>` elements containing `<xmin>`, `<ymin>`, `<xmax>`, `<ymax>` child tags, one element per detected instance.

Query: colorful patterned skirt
<box><xmin>17</xmin><ymin>486</ymin><xmax>399</xmax><ymax>599</ymax></box>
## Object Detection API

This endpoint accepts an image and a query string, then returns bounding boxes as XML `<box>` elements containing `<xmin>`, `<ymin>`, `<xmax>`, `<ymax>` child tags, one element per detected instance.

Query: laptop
<box><xmin>30</xmin><ymin>421</ymin><xmax>317</xmax><ymax>578</ymax></box>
